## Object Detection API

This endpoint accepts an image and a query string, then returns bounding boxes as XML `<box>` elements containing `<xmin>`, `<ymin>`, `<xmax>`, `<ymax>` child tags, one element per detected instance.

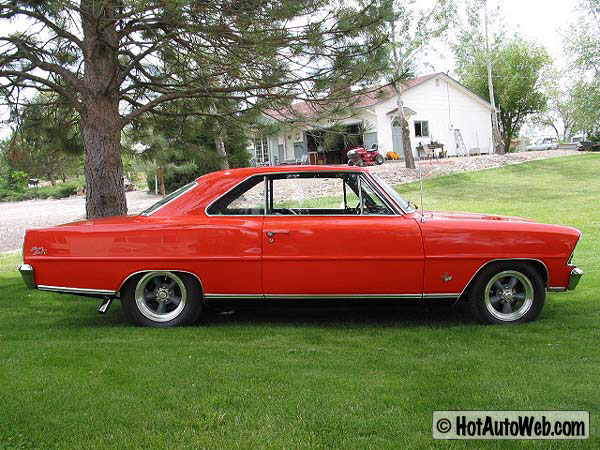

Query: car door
<box><xmin>261</xmin><ymin>172</ymin><xmax>424</xmax><ymax>298</ymax></box>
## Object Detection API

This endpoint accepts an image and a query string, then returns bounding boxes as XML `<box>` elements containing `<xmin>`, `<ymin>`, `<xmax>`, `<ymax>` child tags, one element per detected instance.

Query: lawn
<box><xmin>1</xmin><ymin>154</ymin><xmax>598</xmax><ymax>449</ymax></box>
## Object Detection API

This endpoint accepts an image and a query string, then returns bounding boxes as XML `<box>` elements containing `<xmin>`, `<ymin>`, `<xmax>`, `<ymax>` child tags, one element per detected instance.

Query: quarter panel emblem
<box><xmin>31</xmin><ymin>246</ymin><xmax>47</xmax><ymax>255</ymax></box>
<box><xmin>441</xmin><ymin>272</ymin><xmax>453</xmax><ymax>283</ymax></box>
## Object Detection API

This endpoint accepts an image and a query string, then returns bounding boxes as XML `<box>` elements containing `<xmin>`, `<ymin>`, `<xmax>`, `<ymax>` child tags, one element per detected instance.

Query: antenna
<box><xmin>419</xmin><ymin>166</ymin><xmax>426</xmax><ymax>223</ymax></box>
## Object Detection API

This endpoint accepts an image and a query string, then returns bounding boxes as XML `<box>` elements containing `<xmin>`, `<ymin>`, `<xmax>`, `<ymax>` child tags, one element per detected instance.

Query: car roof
<box><xmin>196</xmin><ymin>164</ymin><xmax>368</xmax><ymax>183</ymax></box>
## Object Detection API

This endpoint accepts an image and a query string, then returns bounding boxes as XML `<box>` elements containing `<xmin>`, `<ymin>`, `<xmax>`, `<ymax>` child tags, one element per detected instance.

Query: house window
<box><xmin>254</xmin><ymin>136</ymin><xmax>270</xmax><ymax>164</ymax></box>
<box><xmin>414</xmin><ymin>121</ymin><xmax>429</xmax><ymax>138</ymax></box>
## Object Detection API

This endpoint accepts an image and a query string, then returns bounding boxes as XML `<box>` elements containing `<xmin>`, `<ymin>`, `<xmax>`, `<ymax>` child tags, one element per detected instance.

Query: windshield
<box><xmin>370</xmin><ymin>173</ymin><xmax>416</xmax><ymax>213</ymax></box>
<box><xmin>141</xmin><ymin>181</ymin><xmax>197</xmax><ymax>216</ymax></box>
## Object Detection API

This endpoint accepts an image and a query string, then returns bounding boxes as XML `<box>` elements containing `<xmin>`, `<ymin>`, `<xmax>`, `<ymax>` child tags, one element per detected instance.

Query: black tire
<box><xmin>120</xmin><ymin>271</ymin><xmax>203</xmax><ymax>327</ymax></box>
<box><xmin>356</xmin><ymin>159</ymin><xmax>365</xmax><ymax>167</ymax></box>
<box><xmin>347</xmin><ymin>160</ymin><xmax>355</xmax><ymax>166</ymax></box>
<box><xmin>468</xmin><ymin>262</ymin><xmax>545</xmax><ymax>324</ymax></box>
<box><xmin>375</xmin><ymin>155</ymin><xmax>384</xmax><ymax>165</ymax></box>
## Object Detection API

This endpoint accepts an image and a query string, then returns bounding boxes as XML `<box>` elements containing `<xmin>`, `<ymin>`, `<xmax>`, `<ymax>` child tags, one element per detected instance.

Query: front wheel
<box><xmin>469</xmin><ymin>263</ymin><xmax>545</xmax><ymax>324</ymax></box>
<box><xmin>356</xmin><ymin>159</ymin><xmax>365</xmax><ymax>167</ymax></box>
<box><xmin>375</xmin><ymin>155</ymin><xmax>384</xmax><ymax>165</ymax></box>
<box><xmin>121</xmin><ymin>271</ymin><xmax>203</xmax><ymax>327</ymax></box>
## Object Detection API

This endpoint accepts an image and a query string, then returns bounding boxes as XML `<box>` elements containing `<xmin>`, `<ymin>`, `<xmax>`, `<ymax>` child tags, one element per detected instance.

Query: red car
<box><xmin>18</xmin><ymin>165</ymin><xmax>583</xmax><ymax>327</ymax></box>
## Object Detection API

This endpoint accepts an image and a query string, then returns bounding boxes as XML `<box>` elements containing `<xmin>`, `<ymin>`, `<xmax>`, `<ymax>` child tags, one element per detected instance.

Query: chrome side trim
<box><xmin>458</xmin><ymin>258</ymin><xmax>550</xmax><ymax>298</ymax></box>
<box><xmin>18</xmin><ymin>264</ymin><xmax>35</xmax><ymax>289</ymax></box>
<box><xmin>205</xmin><ymin>293</ymin><xmax>422</xmax><ymax>300</ymax></box>
<box><xmin>37</xmin><ymin>285</ymin><xmax>117</xmax><ymax>296</ymax></box>
<box><xmin>117</xmin><ymin>270</ymin><xmax>204</xmax><ymax>296</ymax></box>
<box><xmin>265</xmin><ymin>294</ymin><xmax>419</xmax><ymax>299</ymax></box>
<box><xmin>422</xmin><ymin>293</ymin><xmax>461</xmax><ymax>299</ymax></box>
<box><xmin>205</xmin><ymin>293</ymin><xmax>263</xmax><ymax>300</ymax></box>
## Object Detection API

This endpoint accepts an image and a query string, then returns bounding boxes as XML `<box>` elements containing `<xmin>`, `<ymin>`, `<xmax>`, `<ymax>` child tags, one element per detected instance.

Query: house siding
<box><xmin>258</xmin><ymin>73</ymin><xmax>493</xmax><ymax>164</ymax></box>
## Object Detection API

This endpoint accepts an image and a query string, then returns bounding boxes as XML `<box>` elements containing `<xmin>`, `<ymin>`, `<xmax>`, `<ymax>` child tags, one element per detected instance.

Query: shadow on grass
<box><xmin>198</xmin><ymin>299</ymin><xmax>476</xmax><ymax>328</ymax></box>
<box><xmin>52</xmin><ymin>298</ymin><xmax>477</xmax><ymax>330</ymax></box>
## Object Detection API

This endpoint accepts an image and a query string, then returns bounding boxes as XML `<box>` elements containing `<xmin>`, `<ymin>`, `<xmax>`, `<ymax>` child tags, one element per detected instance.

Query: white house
<box><xmin>250</xmin><ymin>73</ymin><xmax>494</xmax><ymax>165</ymax></box>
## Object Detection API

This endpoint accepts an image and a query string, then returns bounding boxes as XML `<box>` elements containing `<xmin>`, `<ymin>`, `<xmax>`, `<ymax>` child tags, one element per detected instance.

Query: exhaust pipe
<box><xmin>97</xmin><ymin>297</ymin><xmax>113</xmax><ymax>314</ymax></box>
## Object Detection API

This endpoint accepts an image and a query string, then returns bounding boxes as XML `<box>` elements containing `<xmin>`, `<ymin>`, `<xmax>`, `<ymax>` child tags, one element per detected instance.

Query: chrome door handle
<box><xmin>266</xmin><ymin>230</ymin><xmax>290</xmax><ymax>237</ymax></box>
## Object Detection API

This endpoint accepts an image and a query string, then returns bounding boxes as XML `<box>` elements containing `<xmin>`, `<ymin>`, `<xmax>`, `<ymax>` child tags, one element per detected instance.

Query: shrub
<box><xmin>0</xmin><ymin>180</ymin><xmax>81</xmax><ymax>202</ymax></box>
<box><xmin>146</xmin><ymin>162</ymin><xmax>203</xmax><ymax>194</ymax></box>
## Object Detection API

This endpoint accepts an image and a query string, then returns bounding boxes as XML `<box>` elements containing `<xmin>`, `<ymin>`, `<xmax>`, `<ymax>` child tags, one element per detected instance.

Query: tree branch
<box><xmin>0</xmin><ymin>69</ymin><xmax>82</xmax><ymax>111</ymax></box>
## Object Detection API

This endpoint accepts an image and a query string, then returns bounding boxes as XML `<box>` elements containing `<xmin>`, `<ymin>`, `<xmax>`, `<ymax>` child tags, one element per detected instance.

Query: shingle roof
<box><xmin>264</xmin><ymin>73</ymin><xmax>439</xmax><ymax>121</ymax></box>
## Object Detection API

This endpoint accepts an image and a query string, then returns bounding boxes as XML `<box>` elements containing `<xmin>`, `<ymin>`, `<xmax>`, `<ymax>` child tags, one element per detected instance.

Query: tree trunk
<box><xmin>48</xmin><ymin>172</ymin><xmax>56</xmax><ymax>186</ymax></box>
<box><xmin>503</xmin><ymin>129</ymin><xmax>513</xmax><ymax>153</ymax></box>
<box><xmin>80</xmin><ymin>0</ymin><xmax>127</xmax><ymax>219</ymax></box>
<box><xmin>81</xmin><ymin>109</ymin><xmax>126</xmax><ymax>218</ymax></box>
<box><xmin>158</xmin><ymin>166</ymin><xmax>166</xmax><ymax>196</ymax></box>
<box><xmin>215</xmin><ymin>134</ymin><xmax>230</xmax><ymax>170</ymax></box>
<box><xmin>210</xmin><ymin>104</ymin><xmax>230</xmax><ymax>170</ymax></box>
<box><xmin>393</xmin><ymin>82</ymin><xmax>416</xmax><ymax>169</ymax></box>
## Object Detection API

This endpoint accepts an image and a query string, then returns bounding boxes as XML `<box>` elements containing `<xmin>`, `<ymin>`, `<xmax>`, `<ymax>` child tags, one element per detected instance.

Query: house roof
<box><xmin>264</xmin><ymin>73</ymin><xmax>439</xmax><ymax>122</ymax></box>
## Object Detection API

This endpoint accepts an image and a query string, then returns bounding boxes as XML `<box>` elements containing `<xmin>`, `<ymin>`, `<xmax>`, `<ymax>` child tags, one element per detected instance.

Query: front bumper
<box><xmin>18</xmin><ymin>264</ymin><xmax>35</xmax><ymax>289</ymax></box>
<box><xmin>568</xmin><ymin>267</ymin><xmax>583</xmax><ymax>291</ymax></box>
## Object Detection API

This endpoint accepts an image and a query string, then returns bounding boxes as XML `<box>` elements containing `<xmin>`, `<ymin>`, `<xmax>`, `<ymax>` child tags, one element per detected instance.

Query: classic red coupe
<box><xmin>18</xmin><ymin>165</ymin><xmax>583</xmax><ymax>327</ymax></box>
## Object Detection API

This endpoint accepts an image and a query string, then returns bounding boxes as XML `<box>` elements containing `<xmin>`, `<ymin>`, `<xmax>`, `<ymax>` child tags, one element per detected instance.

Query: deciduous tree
<box><xmin>455</xmin><ymin>35</ymin><xmax>550</xmax><ymax>151</ymax></box>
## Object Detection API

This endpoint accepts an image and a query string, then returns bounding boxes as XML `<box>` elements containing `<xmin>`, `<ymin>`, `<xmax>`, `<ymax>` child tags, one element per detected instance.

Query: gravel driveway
<box><xmin>0</xmin><ymin>149</ymin><xmax>581</xmax><ymax>253</ymax></box>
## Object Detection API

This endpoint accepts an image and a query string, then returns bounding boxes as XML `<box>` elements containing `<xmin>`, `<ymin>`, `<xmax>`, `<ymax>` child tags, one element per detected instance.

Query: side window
<box><xmin>207</xmin><ymin>177</ymin><xmax>265</xmax><ymax>215</ymax></box>
<box><xmin>267</xmin><ymin>173</ymin><xmax>393</xmax><ymax>216</ymax></box>
<box><xmin>358</xmin><ymin>178</ymin><xmax>394</xmax><ymax>215</ymax></box>
<box><xmin>415</xmin><ymin>120</ymin><xmax>430</xmax><ymax>138</ymax></box>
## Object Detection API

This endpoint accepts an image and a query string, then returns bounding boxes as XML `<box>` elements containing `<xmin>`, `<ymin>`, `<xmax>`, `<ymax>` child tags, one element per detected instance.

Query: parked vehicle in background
<box><xmin>346</xmin><ymin>144</ymin><xmax>385</xmax><ymax>166</ymax></box>
<box><xmin>18</xmin><ymin>165</ymin><xmax>583</xmax><ymax>327</ymax></box>
<box><xmin>527</xmin><ymin>137</ymin><xmax>559</xmax><ymax>151</ymax></box>
<box><xmin>576</xmin><ymin>141</ymin><xmax>600</xmax><ymax>152</ymax></box>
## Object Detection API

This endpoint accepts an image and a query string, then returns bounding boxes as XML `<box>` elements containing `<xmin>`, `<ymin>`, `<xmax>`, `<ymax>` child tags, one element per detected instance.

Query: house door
<box><xmin>392</xmin><ymin>119</ymin><xmax>404</xmax><ymax>158</ymax></box>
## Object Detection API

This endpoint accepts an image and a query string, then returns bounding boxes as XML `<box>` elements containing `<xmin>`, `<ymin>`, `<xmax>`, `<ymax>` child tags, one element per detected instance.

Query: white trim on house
<box><xmin>251</xmin><ymin>73</ymin><xmax>494</xmax><ymax>164</ymax></box>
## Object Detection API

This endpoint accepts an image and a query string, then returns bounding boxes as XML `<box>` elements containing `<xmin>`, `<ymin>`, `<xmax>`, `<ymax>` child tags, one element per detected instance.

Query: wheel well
<box><xmin>118</xmin><ymin>270</ymin><xmax>204</xmax><ymax>298</ymax></box>
<box><xmin>460</xmin><ymin>259</ymin><xmax>548</xmax><ymax>300</ymax></box>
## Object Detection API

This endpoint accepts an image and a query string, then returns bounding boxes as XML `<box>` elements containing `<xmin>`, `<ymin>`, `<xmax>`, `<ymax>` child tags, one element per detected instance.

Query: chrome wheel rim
<box><xmin>484</xmin><ymin>270</ymin><xmax>534</xmax><ymax>322</ymax></box>
<box><xmin>135</xmin><ymin>272</ymin><xmax>186</xmax><ymax>322</ymax></box>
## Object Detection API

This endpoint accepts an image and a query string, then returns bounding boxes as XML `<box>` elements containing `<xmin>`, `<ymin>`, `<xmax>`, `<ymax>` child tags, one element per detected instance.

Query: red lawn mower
<box><xmin>346</xmin><ymin>144</ymin><xmax>385</xmax><ymax>167</ymax></box>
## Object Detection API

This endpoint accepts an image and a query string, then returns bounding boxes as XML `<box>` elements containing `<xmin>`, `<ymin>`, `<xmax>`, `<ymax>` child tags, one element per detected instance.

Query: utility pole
<box><xmin>484</xmin><ymin>0</ymin><xmax>502</xmax><ymax>153</ymax></box>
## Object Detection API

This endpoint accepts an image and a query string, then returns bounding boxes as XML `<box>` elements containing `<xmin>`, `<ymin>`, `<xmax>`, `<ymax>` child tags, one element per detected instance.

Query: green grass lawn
<box><xmin>1</xmin><ymin>154</ymin><xmax>598</xmax><ymax>449</ymax></box>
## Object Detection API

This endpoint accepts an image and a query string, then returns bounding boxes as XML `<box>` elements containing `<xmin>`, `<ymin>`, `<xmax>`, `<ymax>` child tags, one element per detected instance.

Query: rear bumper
<box><xmin>18</xmin><ymin>264</ymin><xmax>36</xmax><ymax>289</ymax></box>
<box><xmin>568</xmin><ymin>267</ymin><xmax>583</xmax><ymax>291</ymax></box>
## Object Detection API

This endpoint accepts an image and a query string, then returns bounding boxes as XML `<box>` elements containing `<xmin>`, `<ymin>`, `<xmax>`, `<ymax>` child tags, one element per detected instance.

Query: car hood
<box><xmin>424</xmin><ymin>210</ymin><xmax>536</xmax><ymax>223</ymax></box>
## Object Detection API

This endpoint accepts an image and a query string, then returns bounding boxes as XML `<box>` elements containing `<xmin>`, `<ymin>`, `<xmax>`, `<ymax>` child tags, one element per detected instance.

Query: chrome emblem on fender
<box><xmin>441</xmin><ymin>272</ymin><xmax>453</xmax><ymax>283</ymax></box>
<box><xmin>31</xmin><ymin>246</ymin><xmax>47</xmax><ymax>255</ymax></box>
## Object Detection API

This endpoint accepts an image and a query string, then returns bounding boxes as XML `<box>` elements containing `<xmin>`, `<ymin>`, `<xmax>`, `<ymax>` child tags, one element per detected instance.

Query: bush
<box><xmin>146</xmin><ymin>162</ymin><xmax>205</xmax><ymax>194</ymax></box>
<box><xmin>0</xmin><ymin>180</ymin><xmax>81</xmax><ymax>202</ymax></box>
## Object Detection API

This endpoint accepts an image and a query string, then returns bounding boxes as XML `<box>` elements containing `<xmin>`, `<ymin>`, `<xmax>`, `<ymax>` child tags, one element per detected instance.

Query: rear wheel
<box><xmin>469</xmin><ymin>262</ymin><xmax>545</xmax><ymax>324</ymax></box>
<box><xmin>121</xmin><ymin>271</ymin><xmax>203</xmax><ymax>327</ymax></box>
